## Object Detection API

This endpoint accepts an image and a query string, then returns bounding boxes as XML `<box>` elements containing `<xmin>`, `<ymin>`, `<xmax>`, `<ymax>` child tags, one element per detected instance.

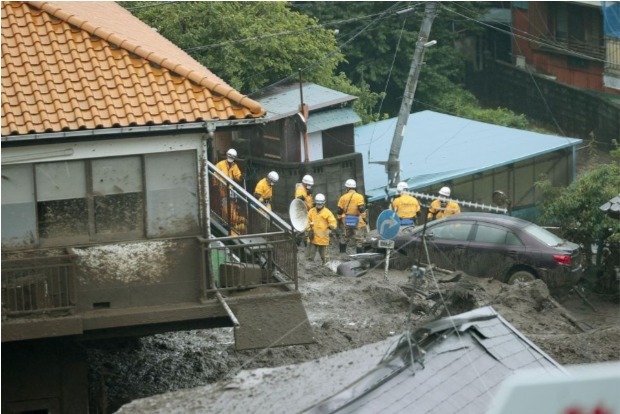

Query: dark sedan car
<box><xmin>366</xmin><ymin>212</ymin><xmax>583</xmax><ymax>289</ymax></box>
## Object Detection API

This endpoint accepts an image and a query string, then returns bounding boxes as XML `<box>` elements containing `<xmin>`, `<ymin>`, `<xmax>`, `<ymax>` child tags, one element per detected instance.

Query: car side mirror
<box><xmin>424</xmin><ymin>232</ymin><xmax>434</xmax><ymax>239</ymax></box>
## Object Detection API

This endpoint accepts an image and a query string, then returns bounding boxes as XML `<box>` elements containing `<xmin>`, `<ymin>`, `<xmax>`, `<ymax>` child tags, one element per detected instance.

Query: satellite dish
<box><xmin>492</xmin><ymin>190</ymin><xmax>508</xmax><ymax>207</ymax></box>
<box><xmin>289</xmin><ymin>199</ymin><xmax>308</xmax><ymax>232</ymax></box>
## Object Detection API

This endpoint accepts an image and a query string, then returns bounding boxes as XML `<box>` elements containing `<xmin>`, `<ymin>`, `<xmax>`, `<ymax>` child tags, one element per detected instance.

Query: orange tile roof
<box><xmin>1</xmin><ymin>1</ymin><xmax>265</xmax><ymax>137</ymax></box>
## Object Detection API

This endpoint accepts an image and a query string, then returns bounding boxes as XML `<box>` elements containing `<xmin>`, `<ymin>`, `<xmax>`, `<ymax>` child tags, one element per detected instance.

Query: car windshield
<box><xmin>523</xmin><ymin>224</ymin><xmax>564</xmax><ymax>247</ymax></box>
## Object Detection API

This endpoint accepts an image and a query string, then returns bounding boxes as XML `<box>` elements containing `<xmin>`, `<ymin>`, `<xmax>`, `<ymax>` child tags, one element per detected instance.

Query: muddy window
<box><xmin>4</xmin><ymin>151</ymin><xmax>199</xmax><ymax>248</ymax></box>
<box><xmin>92</xmin><ymin>157</ymin><xmax>144</xmax><ymax>237</ymax></box>
<box><xmin>1</xmin><ymin>164</ymin><xmax>38</xmax><ymax>249</ymax></box>
<box><xmin>35</xmin><ymin>161</ymin><xmax>89</xmax><ymax>243</ymax></box>
<box><xmin>431</xmin><ymin>222</ymin><xmax>474</xmax><ymax>241</ymax></box>
<box><xmin>144</xmin><ymin>151</ymin><xmax>199</xmax><ymax>238</ymax></box>
<box><xmin>474</xmin><ymin>224</ymin><xmax>523</xmax><ymax>246</ymax></box>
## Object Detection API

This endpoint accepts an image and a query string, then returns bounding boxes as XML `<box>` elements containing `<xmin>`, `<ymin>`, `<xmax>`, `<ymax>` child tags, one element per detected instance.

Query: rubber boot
<box><xmin>339</xmin><ymin>243</ymin><xmax>347</xmax><ymax>253</ymax></box>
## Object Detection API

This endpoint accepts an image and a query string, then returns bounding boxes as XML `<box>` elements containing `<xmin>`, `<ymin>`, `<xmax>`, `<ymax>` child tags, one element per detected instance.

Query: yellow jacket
<box><xmin>428</xmin><ymin>199</ymin><xmax>461</xmax><ymax>220</ymax></box>
<box><xmin>391</xmin><ymin>194</ymin><xmax>420</xmax><ymax>219</ymax></box>
<box><xmin>295</xmin><ymin>183</ymin><xmax>313</xmax><ymax>210</ymax></box>
<box><xmin>254</xmin><ymin>177</ymin><xmax>273</xmax><ymax>207</ymax></box>
<box><xmin>307</xmin><ymin>206</ymin><xmax>337</xmax><ymax>246</ymax></box>
<box><xmin>337</xmin><ymin>190</ymin><xmax>366</xmax><ymax>227</ymax></box>
<box><xmin>214</xmin><ymin>159</ymin><xmax>242</xmax><ymax>183</ymax></box>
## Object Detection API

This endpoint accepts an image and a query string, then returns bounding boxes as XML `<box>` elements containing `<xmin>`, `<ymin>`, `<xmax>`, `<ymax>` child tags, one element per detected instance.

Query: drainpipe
<box><xmin>571</xmin><ymin>145</ymin><xmax>577</xmax><ymax>182</ymax></box>
<box><xmin>202</xmin><ymin>123</ymin><xmax>216</xmax><ymax>239</ymax></box>
<box><xmin>299</xmin><ymin>69</ymin><xmax>310</xmax><ymax>163</ymax></box>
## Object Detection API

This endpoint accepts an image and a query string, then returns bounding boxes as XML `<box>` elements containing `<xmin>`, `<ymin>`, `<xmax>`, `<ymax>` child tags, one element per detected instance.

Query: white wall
<box><xmin>300</xmin><ymin>131</ymin><xmax>323</xmax><ymax>161</ymax></box>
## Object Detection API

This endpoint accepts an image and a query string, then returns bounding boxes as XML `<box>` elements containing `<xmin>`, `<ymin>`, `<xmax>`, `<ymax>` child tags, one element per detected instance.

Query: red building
<box><xmin>512</xmin><ymin>1</ymin><xmax>620</xmax><ymax>94</ymax></box>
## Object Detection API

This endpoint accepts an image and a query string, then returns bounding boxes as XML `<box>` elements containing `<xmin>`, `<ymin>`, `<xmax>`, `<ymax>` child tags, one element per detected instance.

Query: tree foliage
<box><xmin>536</xmin><ymin>145</ymin><xmax>620</xmax><ymax>265</ymax></box>
<box><xmin>299</xmin><ymin>2</ymin><xmax>529</xmax><ymax>126</ymax></box>
<box><xmin>122</xmin><ymin>2</ymin><xmax>343</xmax><ymax>94</ymax></box>
<box><xmin>122</xmin><ymin>2</ymin><xmax>531</xmax><ymax>127</ymax></box>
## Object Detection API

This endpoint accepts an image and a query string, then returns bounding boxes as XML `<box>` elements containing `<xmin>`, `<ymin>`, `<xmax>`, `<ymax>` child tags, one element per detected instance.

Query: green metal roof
<box><xmin>308</xmin><ymin>108</ymin><xmax>361</xmax><ymax>133</ymax></box>
<box><xmin>355</xmin><ymin>111</ymin><xmax>583</xmax><ymax>202</ymax></box>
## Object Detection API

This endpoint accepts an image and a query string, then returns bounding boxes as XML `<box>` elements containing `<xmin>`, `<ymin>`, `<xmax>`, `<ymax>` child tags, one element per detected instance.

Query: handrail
<box><xmin>207</xmin><ymin>160</ymin><xmax>293</xmax><ymax>234</ymax></box>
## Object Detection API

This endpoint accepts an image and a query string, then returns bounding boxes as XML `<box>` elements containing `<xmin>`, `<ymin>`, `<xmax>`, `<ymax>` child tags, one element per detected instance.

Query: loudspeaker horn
<box><xmin>289</xmin><ymin>198</ymin><xmax>308</xmax><ymax>232</ymax></box>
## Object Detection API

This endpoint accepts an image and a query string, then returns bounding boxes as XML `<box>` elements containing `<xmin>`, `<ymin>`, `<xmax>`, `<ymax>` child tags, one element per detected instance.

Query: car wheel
<box><xmin>507</xmin><ymin>270</ymin><xmax>536</xmax><ymax>284</ymax></box>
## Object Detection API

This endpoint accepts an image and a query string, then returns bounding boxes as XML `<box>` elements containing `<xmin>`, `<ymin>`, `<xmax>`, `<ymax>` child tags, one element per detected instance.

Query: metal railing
<box><xmin>200</xmin><ymin>231</ymin><xmax>298</xmax><ymax>295</ymax></box>
<box><xmin>203</xmin><ymin>161</ymin><xmax>298</xmax><ymax>294</ymax></box>
<box><xmin>208</xmin><ymin>161</ymin><xmax>293</xmax><ymax>237</ymax></box>
<box><xmin>537</xmin><ymin>35</ymin><xmax>605</xmax><ymax>60</ymax></box>
<box><xmin>1</xmin><ymin>252</ymin><xmax>77</xmax><ymax>316</ymax></box>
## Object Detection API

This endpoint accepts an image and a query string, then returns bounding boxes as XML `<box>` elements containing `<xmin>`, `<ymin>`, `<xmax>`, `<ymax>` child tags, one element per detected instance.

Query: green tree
<box><xmin>536</xmin><ymin>145</ymin><xmax>620</xmax><ymax>267</ymax></box>
<box><xmin>122</xmin><ymin>2</ymin><xmax>343</xmax><ymax>94</ymax></box>
<box><xmin>299</xmin><ymin>2</ymin><xmax>529</xmax><ymax>127</ymax></box>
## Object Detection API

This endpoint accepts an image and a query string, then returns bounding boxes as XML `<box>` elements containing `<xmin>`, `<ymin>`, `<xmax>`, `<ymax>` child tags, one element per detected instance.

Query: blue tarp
<box><xmin>354</xmin><ymin>111</ymin><xmax>582</xmax><ymax>202</ymax></box>
<box><xmin>603</xmin><ymin>1</ymin><xmax>620</xmax><ymax>38</ymax></box>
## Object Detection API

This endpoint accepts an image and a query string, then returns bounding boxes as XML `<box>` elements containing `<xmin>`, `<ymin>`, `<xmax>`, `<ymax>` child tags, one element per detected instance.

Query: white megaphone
<box><xmin>288</xmin><ymin>198</ymin><xmax>308</xmax><ymax>232</ymax></box>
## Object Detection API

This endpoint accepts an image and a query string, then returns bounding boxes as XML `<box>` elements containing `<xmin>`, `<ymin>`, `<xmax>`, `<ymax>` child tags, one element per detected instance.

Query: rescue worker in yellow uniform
<box><xmin>337</xmin><ymin>179</ymin><xmax>367</xmax><ymax>255</ymax></box>
<box><xmin>294</xmin><ymin>174</ymin><xmax>314</xmax><ymax>210</ymax></box>
<box><xmin>428</xmin><ymin>186</ymin><xmax>461</xmax><ymax>221</ymax></box>
<box><xmin>253</xmin><ymin>171</ymin><xmax>279</xmax><ymax>211</ymax></box>
<box><xmin>390</xmin><ymin>181</ymin><xmax>421</xmax><ymax>226</ymax></box>
<box><xmin>213</xmin><ymin>148</ymin><xmax>244</xmax><ymax>233</ymax></box>
<box><xmin>305</xmin><ymin>193</ymin><xmax>338</xmax><ymax>266</ymax></box>
<box><xmin>214</xmin><ymin>148</ymin><xmax>243</xmax><ymax>190</ymax></box>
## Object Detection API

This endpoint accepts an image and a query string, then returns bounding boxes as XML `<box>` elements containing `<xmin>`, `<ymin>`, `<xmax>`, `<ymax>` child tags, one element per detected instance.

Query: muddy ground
<box><xmin>86</xmin><ymin>247</ymin><xmax>620</xmax><ymax>413</ymax></box>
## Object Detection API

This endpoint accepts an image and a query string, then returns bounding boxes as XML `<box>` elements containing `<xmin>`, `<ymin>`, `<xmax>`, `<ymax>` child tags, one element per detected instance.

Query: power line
<box><xmin>248</xmin><ymin>2</ymin><xmax>415</xmax><ymax>98</ymax></box>
<box><xmin>443</xmin><ymin>3</ymin><xmax>567</xmax><ymax>136</ymax></box>
<box><xmin>443</xmin><ymin>4</ymin><xmax>610</xmax><ymax>65</ymax></box>
<box><xmin>183</xmin><ymin>6</ymin><xmax>415</xmax><ymax>52</ymax></box>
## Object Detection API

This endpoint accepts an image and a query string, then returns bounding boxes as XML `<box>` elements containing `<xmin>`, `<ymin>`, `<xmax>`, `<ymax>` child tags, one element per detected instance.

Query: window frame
<box><xmin>3</xmin><ymin>150</ymin><xmax>200</xmax><ymax>249</ymax></box>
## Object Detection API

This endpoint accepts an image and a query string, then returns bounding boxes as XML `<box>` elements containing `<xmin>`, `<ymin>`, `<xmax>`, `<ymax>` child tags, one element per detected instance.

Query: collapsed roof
<box><xmin>116</xmin><ymin>306</ymin><xmax>565</xmax><ymax>413</ymax></box>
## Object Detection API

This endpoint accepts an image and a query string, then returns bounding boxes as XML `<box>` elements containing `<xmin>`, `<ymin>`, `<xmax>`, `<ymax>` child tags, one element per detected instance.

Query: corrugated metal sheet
<box><xmin>355</xmin><ymin>111</ymin><xmax>582</xmax><ymax>202</ymax></box>
<box><xmin>328</xmin><ymin>307</ymin><xmax>563</xmax><ymax>414</ymax></box>
<box><xmin>307</xmin><ymin>108</ymin><xmax>361</xmax><ymax>133</ymax></box>
<box><xmin>115</xmin><ymin>306</ymin><xmax>565</xmax><ymax>413</ymax></box>
<box><xmin>254</xmin><ymin>82</ymin><xmax>358</xmax><ymax>121</ymax></box>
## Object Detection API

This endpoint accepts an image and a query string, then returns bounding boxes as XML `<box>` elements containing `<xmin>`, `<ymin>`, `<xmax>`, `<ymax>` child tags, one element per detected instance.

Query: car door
<box><xmin>424</xmin><ymin>220</ymin><xmax>475</xmax><ymax>272</ymax></box>
<box><xmin>468</xmin><ymin>223</ymin><xmax>526</xmax><ymax>279</ymax></box>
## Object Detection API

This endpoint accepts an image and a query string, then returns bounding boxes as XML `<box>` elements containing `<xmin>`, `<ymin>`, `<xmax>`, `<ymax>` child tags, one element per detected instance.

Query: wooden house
<box><xmin>512</xmin><ymin>1</ymin><xmax>620</xmax><ymax>93</ymax></box>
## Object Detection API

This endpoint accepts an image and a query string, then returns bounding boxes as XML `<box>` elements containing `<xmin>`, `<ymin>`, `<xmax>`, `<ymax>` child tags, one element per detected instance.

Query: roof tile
<box><xmin>2</xmin><ymin>1</ymin><xmax>265</xmax><ymax>137</ymax></box>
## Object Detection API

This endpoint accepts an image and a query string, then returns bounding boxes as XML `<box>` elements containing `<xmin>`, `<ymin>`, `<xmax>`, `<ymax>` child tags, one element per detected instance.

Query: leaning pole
<box><xmin>387</xmin><ymin>1</ymin><xmax>439</xmax><ymax>188</ymax></box>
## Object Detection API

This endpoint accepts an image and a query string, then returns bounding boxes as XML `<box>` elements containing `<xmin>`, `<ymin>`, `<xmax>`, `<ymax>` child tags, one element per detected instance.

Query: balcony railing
<box><xmin>200</xmin><ymin>230</ymin><xmax>298</xmax><ymax>296</ymax></box>
<box><xmin>536</xmin><ymin>35</ymin><xmax>605</xmax><ymax>60</ymax></box>
<box><xmin>2</xmin><ymin>251</ymin><xmax>77</xmax><ymax>316</ymax></box>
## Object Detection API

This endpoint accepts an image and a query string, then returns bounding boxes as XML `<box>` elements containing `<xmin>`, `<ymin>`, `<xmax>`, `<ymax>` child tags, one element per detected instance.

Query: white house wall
<box><xmin>300</xmin><ymin>131</ymin><xmax>323</xmax><ymax>161</ymax></box>
<box><xmin>1</xmin><ymin>133</ymin><xmax>205</xmax><ymax>249</ymax></box>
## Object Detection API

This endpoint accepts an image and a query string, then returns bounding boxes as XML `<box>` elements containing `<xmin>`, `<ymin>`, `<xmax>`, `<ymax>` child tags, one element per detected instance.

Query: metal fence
<box><xmin>208</xmin><ymin>161</ymin><xmax>293</xmax><ymax>237</ymax></box>
<box><xmin>201</xmin><ymin>231</ymin><xmax>298</xmax><ymax>294</ymax></box>
<box><xmin>2</xmin><ymin>253</ymin><xmax>77</xmax><ymax>316</ymax></box>
<box><xmin>205</xmin><ymin>162</ymin><xmax>298</xmax><ymax>294</ymax></box>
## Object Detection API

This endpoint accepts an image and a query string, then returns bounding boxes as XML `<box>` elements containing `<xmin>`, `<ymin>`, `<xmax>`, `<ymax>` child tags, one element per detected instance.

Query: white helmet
<box><xmin>396</xmin><ymin>181</ymin><xmax>408</xmax><ymax>195</ymax></box>
<box><xmin>226</xmin><ymin>148</ymin><xmax>237</xmax><ymax>159</ymax></box>
<box><xmin>267</xmin><ymin>171</ymin><xmax>279</xmax><ymax>184</ymax></box>
<box><xmin>345</xmin><ymin>179</ymin><xmax>356</xmax><ymax>189</ymax></box>
<box><xmin>439</xmin><ymin>186</ymin><xmax>451</xmax><ymax>197</ymax></box>
<box><xmin>314</xmin><ymin>193</ymin><xmax>326</xmax><ymax>206</ymax></box>
<box><xmin>302</xmin><ymin>175</ymin><xmax>314</xmax><ymax>186</ymax></box>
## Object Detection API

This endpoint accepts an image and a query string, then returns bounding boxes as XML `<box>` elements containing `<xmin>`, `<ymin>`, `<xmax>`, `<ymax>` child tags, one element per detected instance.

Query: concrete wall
<box><xmin>467</xmin><ymin>59</ymin><xmax>620</xmax><ymax>151</ymax></box>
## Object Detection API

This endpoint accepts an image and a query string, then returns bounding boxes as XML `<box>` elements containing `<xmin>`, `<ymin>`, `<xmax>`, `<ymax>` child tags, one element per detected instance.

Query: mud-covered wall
<box><xmin>73</xmin><ymin>238</ymin><xmax>202</xmax><ymax>311</ymax></box>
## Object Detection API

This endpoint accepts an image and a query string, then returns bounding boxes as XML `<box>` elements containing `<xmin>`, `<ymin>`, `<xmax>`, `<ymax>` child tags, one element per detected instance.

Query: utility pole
<box><xmin>386</xmin><ymin>1</ymin><xmax>439</xmax><ymax>188</ymax></box>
